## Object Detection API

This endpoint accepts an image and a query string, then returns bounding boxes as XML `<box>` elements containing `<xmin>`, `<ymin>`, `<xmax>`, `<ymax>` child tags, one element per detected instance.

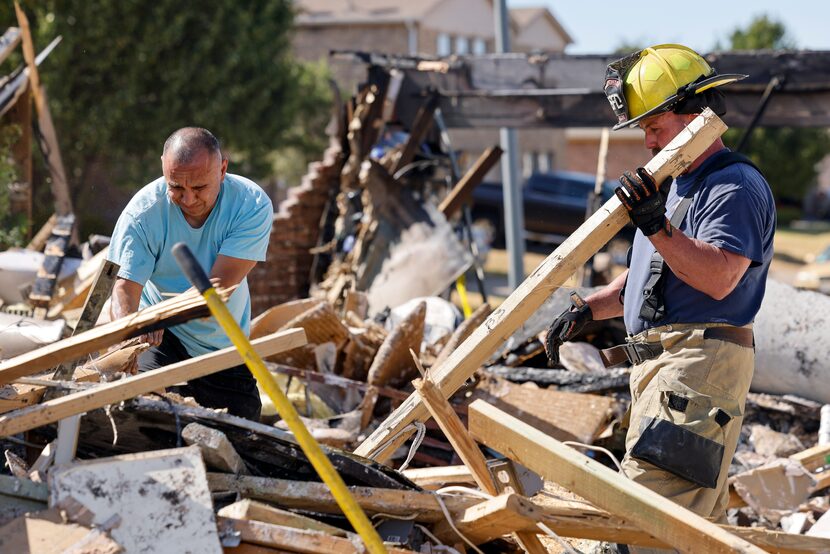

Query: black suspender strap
<box><xmin>637</xmin><ymin>152</ymin><xmax>761</xmax><ymax>323</ymax></box>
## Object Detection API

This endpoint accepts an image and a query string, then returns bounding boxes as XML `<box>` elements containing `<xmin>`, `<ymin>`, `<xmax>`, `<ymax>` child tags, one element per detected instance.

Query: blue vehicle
<box><xmin>471</xmin><ymin>170</ymin><xmax>631</xmax><ymax>246</ymax></box>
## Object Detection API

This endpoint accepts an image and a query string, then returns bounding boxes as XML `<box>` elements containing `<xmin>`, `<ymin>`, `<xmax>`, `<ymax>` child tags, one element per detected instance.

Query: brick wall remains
<box><xmin>247</xmin><ymin>142</ymin><xmax>343</xmax><ymax>316</ymax></box>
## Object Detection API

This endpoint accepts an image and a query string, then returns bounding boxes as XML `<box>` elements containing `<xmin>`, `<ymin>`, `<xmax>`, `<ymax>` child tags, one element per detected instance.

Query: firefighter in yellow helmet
<box><xmin>545</xmin><ymin>44</ymin><xmax>776</xmax><ymax>532</ymax></box>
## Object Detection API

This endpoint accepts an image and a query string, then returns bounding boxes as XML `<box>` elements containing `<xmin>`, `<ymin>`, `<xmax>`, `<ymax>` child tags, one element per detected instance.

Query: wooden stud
<box><xmin>355</xmin><ymin>108</ymin><xmax>728</xmax><ymax>461</ymax></box>
<box><xmin>413</xmin><ymin>368</ymin><xmax>546</xmax><ymax>553</ymax></box>
<box><xmin>467</xmin><ymin>399</ymin><xmax>765</xmax><ymax>554</ymax></box>
<box><xmin>218</xmin><ymin>499</ymin><xmax>346</xmax><ymax>537</ymax></box>
<box><xmin>438</xmin><ymin>146</ymin><xmax>504</xmax><ymax>219</ymax></box>
<box><xmin>0</xmin><ymin>329</ymin><xmax>306</xmax><ymax>437</ymax></box>
<box><xmin>207</xmin><ymin>473</ymin><xmax>477</xmax><ymax>523</ymax></box>
<box><xmin>218</xmin><ymin>517</ymin><xmax>414</xmax><ymax>554</ymax></box>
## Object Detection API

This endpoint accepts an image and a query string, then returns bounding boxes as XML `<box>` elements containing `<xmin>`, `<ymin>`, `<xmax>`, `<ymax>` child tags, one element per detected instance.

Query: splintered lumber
<box><xmin>432</xmin><ymin>493</ymin><xmax>543</xmax><ymax>544</ymax></box>
<box><xmin>218</xmin><ymin>518</ymin><xmax>414</xmax><ymax>554</ymax></box>
<box><xmin>183</xmin><ymin>422</ymin><xmax>249</xmax><ymax>474</ymax></box>
<box><xmin>392</xmin><ymin>93</ymin><xmax>439</xmax><ymax>175</ymax></box>
<box><xmin>438</xmin><ymin>146</ymin><xmax>504</xmax><ymax>218</ymax></box>
<box><xmin>467</xmin><ymin>400</ymin><xmax>765</xmax><ymax>554</ymax></box>
<box><xmin>413</xmin><ymin>374</ymin><xmax>546</xmax><ymax>554</ymax></box>
<box><xmin>401</xmin><ymin>465</ymin><xmax>476</xmax><ymax>489</ymax></box>
<box><xmin>0</xmin><ymin>329</ymin><xmax>306</xmax><ymax>437</ymax></box>
<box><xmin>355</xmin><ymin>108</ymin><xmax>728</xmax><ymax>460</ymax></box>
<box><xmin>366</xmin><ymin>301</ymin><xmax>425</xmax><ymax>387</ymax></box>
<box><xmin>250</xmin><ymin>299</ymin><xmax>323</xmax><ymax>339</ymax></box>
<box><xmin>268</xmin><ymin>302</ymin><xmax>350</xmax><ymax>369</ymax></box>
<box><xmin>218</xmin><ymin>499</ymin><xmax>347</xmax><ymax>537</ymax></box>
<box><xmin>413</xmin><ymin>377</ymin><xmax>493</xmax><ymax>492</ymax></box>
<box><xmin>49</xmin><ymin>258</ymin><xmax>120</xmax><ymax>384</ymax></box>
<box><xmin>0</xmin><ymin>287</ymin><xmax>228</xmax><ymax>385</ymax></box>
<box><xmin>207</xmin><ymin>474</ymin><xmax>478</xmax><ymax>523</ymax></box>
<box><xmin>0</xmin><ymin>367</ymin><xmax>98</xmax><ymax>414</ymax></box>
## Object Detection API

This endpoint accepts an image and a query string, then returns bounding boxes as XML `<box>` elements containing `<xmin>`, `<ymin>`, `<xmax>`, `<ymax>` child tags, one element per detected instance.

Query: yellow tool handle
<box><xmin>172</xmin><ymin>244</ymin><xmax>387</xmax><ymax>553</ymax></box>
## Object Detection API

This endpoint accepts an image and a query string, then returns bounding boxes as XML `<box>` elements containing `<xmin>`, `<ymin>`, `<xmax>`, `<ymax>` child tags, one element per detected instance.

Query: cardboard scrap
<box><xmin>49</xmin><ymin>446</ymin><xmax>222</xmax><ymax>554</ymax></box>
<box><xmin>471</xmin><ymin>374</ymin><xmax>617</xmax><ymax>444</ymax></box>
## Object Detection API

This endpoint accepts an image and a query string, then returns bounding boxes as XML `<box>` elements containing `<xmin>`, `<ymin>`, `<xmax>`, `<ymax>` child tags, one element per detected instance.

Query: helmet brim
<box><xmin>612</xmin><ymin>73</ymin><xmax>748</xmax><ymax>131</ymax></box>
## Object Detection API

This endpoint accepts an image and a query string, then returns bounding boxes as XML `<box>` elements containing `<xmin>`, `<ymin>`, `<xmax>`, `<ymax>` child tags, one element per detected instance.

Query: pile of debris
<box><xmin>4</xmin><ymin>59</ymin><xmax>830</xmax><ymax>554</ymax></box>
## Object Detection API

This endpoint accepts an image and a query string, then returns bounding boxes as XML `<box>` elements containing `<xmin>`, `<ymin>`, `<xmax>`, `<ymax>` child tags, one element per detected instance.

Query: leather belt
<box><xmin>600</xmin><ymin>326</ymin><xmax>754</xmax><ymax>368</ymax></box>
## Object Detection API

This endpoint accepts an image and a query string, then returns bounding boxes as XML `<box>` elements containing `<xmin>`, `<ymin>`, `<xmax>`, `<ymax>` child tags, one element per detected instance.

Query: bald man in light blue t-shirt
<box><xmin>108</xmin><ymin>127</ymin><xmax>272</xmax><ymax>419</ymax></box>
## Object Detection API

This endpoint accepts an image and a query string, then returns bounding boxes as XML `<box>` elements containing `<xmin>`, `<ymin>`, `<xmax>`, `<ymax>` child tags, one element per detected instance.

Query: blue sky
<box><xmin>510</xmin><ymin>0</ymin><xmax>830</xmax><ymax>54</ymax></box>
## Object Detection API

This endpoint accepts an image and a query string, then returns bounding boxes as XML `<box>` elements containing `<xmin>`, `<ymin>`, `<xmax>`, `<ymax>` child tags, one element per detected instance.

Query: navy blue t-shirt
<box><xmin>623</xmin><ymin>149</ymin><xmax>776</xmax><ymax>335</ymax></box>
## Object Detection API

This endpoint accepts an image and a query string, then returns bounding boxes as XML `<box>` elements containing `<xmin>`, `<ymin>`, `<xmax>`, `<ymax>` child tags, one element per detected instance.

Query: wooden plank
<box><xmin>26</xmin><ymin>214</ymin><xmax>57</xmax><ymax>251</ymax></box>
<box><xmin>391</xmin><ymin>93</ymin><xmax>438</xmax><ymax>175</ymax></box>
<box><xmin>49</xmin><ymin>259</ymin><xmax>119</xmax><ymax>384</ymax></box>
<box><xmin>433</xmin><ymin>493</ymin><xmax>542</xmax><ymax>544</ymax></box>
<box><xmin>47</xmin><ymin>249</ymin><xmax>113</xmax><ymax>321</ymax></box>
<box><xmin>413</xmin><ymin>377</ymin><xmax>493</xmax><ymax>491</ymax></box>
<box><xmin>0</xmin><ymin>508</ymin><xmax>121</xmax><ymax>554</ymax></box>
<box><xmin>0</xmin><ymin>329</ymin><xmax>306</xmax><ymax>437</ymax></box>
<box><xmin>355</xmin><ymin>108</ymin><xmax>728</xmax><ymax>460</ymax></box>
<box><xmin>438</xmin><ymin>146</ymin><xmax>503</xmax><ymax>218</ymax></box>
<box><xmin>413</xmin><ymin>370</ymin><xmax>546</xmax><ymax>553</ymax></box>
<box><xmin>14</xmin><ymin>2</ymin><xmax>73</xmax><ymax>219</ymax></box>
<box><xmin>207</xmin><ymin>474</ymin><xmax>477</xmax><ymax>523</ymax></box>
<box><xmin>219</xmin><ymin>517</ymin><xmax>413</xmax><ymax>554</ymax></box>
<box><xmin>183</xmin><ymin>422</ymin><xmax>248</xmax><ymax>474</ymax></box>
<box><xmin>0</xmin><ymin>27</ymin><xmax>20</xmax><ymax>64</ymax></box>
<box><xmin>218</xmin><ymin>499</ymin><xmax>346</xmax><ymax>537</ymax></box>
<box><xmin>401</xmin><ymin>465</ymin><xmax>476</xmax><ymax>489</ymax></box>
<box><xmin>0</xmin><ymin>368</ymin><xmax>98</xmax><ymax>414</ymax></box>
<box><xmin>478</xmin><ymin>494</ymin><xmax>830</xmax><ymax>554</ymax></box>
<box><xmin>0</xmin><ymin>287</ymin><xmax>227</xmax><ymax>385</ymax></box>
<box><xmin>467</xmin><ymin>399</ymin><xmax>765</xmax><ymax>554</ymax></box>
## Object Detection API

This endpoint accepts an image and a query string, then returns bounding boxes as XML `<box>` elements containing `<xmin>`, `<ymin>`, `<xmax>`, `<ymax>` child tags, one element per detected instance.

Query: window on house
<box><xmin>455</xmin><ymin>36</ymin><xmax>469</xmax><ymax>55</ymax></box>
<box><xmin>437</xmin><ymin>33</ymin><xmax>451</xmax><ymax>56</ymax></box>
<box><xmin>472</xmin><ymin>38</ymin><xmax>486</xmax><ymax>55</ymax></box>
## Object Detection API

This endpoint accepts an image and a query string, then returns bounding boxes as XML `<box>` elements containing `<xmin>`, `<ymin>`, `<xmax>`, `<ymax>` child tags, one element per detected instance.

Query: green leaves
<box><xmin>0</xmin><ymin>1</ymin><xmax>331</xmax><ymax>234</ymax></box>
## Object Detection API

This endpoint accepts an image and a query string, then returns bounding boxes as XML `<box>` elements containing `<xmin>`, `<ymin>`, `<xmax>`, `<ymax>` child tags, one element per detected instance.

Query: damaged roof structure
<box><xmin>3</xmin><ymin>13</ymin><xmax>830</xmax><ymax>552</ymax></box>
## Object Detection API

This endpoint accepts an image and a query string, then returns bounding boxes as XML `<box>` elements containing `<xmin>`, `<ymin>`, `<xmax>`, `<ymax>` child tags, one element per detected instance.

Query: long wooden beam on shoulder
<box><xmin>467</xmin><ymin>399</ymin><xmax>765</xmax><ymax>554</ymax></box>
<box><xmin>355</xmin><ymin>108</ymin><xmax>728</xmax><ymax>460</ymax></box>
<box><xmin>0</xmin><ymin>329</ymin><xmax>306</xmax><ymax>437</ymax></box>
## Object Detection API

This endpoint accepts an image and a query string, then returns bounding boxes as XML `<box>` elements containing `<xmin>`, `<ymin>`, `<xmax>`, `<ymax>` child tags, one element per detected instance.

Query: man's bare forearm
<box><xmin>110</xmin><ymin>278</ymin><xmax>142</xmax><ymax>320</ymax></box>
<box><xmin>650</xmin><ymin>227</ymin><xmax>750</xmax><ymax>300</ymax></box>
<box><xmin>585</xmin><ymin>269</ymin><xmax>627</xmax><ymax>320</ymax></box>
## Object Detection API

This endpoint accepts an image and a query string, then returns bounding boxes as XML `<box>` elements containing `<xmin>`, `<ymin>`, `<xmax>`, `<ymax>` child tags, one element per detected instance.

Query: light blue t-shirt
<box><xmin>108</xmin><ymin>173</ymin><xmax>273</xmax><ymax>356</ymax></box>
<box><xmin>623</xmin><ymin>149</ymin><xmax>776</xmax><ymax>335</ymax></box>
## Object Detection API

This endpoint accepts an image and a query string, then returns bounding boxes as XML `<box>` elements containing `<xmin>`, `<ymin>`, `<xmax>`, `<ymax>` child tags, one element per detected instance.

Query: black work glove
<box><xmin>544</xmin><ymin>298</ymin><xmax>593</xmax><ymax>367</ymax></box>
<box><xmin>615</xmin><ymin>168</ymin><xmax>672</xmax><ymax>236</ymax></box>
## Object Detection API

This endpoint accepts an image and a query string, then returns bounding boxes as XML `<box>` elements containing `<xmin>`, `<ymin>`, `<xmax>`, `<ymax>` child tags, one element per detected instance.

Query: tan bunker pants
<box><xmin>621</xmin><ymin>323</ymin><xmax>754</xmax><ymax>524</ymax></box>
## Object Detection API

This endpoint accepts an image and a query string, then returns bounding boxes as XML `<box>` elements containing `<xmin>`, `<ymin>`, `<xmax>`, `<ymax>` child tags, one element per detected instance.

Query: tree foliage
<box><xmin>721</xmin><ymin>15</ymin><xmax>830</xmax><ymax>205</ymax></box>
<box><xmin>0</xmin><ymin>1</ymin><xmax>331</xmax><ymax>233</ymax></box>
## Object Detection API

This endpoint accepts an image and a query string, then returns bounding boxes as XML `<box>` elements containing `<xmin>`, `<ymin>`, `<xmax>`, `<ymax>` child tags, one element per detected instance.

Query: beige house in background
<box><xmin>292</xmin><ymin>0</ymin><xmax>649</xmax><ymax>185</ymax></box>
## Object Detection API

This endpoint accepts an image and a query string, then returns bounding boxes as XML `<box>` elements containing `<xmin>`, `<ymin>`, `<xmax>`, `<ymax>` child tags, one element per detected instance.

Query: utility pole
<box><xmin>494</xmin><ymin>0</ymin><xmax>525</xmax><ymax>289</ymax></box>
